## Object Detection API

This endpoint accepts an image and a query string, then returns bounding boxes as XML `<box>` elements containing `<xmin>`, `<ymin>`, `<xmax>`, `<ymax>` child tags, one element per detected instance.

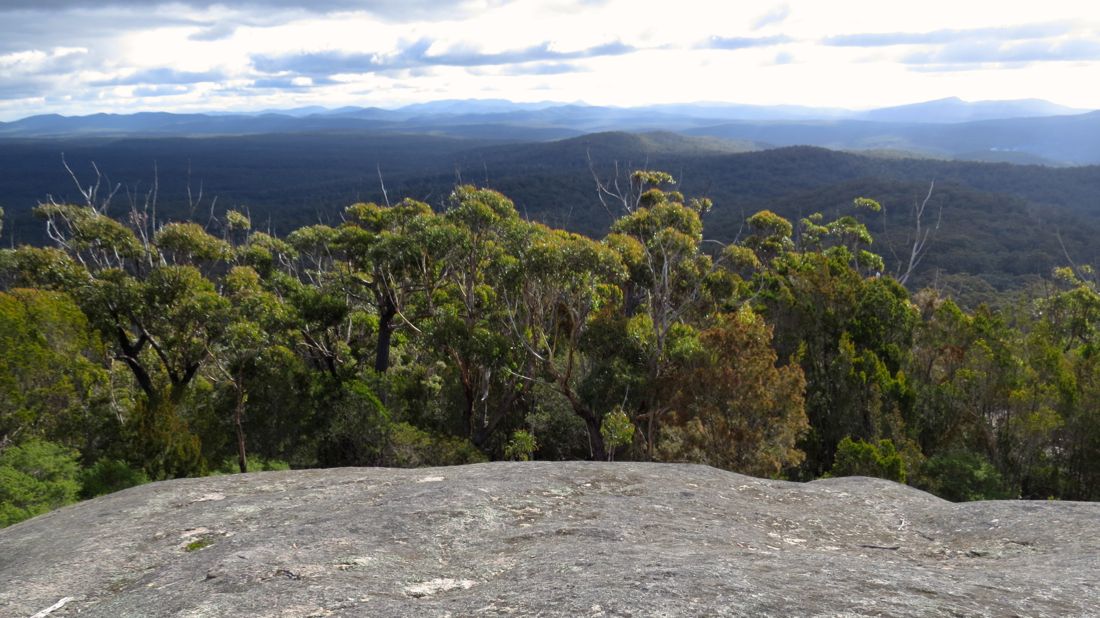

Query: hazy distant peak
<box><xmin>859</xmin><ymin>97</ymin><xmax>1085</xmax><ymax>123</ymax></box>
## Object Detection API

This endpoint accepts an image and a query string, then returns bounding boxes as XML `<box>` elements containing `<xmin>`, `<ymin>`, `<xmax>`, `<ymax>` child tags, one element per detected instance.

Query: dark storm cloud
<box><xmin>823</xmin><ymin>22</ymin><xmax>1076</xmax><ymax>47</ymax></box>
<box><xmin>252</xmin><ymin>39</ymin><xmax>635</xmax><ymax>77</ymax></box>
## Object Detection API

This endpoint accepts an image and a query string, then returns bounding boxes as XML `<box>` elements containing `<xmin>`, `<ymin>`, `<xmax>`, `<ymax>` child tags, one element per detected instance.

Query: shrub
<box><xmin>80</xmin><ymin>458</ymin><xmax>150</xmax><ymax>498</ymax></box>
<box><xmin>382</xmin><ymin>422</ymin><xmax>486</xmax><ymax>467</ymax></box>
<box><xmin>0</xmin><ymin>440</ymin><xmax>81</xmax><ymax>527</ymax></box>
<box><xmin>829</xmin><ymin>437</ymin><xmax>906</xmax><ymax>483</ymax></box>
<box><xmin>916</xmin><ymin>450</ymin><xmax>1012</xmax><ymax>502</ymax></box>
<box><xmin>212</xmin><ymin>456</ymin><xmax>290</xmax><ymax>475</ymax></box>
<box><xmin>503</xmin><ymin>430</ymin><xmax>538</xmax><ymax>462</ymax></box>
<box><xmin>600</xmin><ymin>408</ymin><xmax>635</xmax><ymax>461</ymax></box>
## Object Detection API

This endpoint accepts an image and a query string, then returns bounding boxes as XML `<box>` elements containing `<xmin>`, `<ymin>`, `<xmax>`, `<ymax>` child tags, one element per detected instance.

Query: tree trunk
<box><xmin>234</xmin><ymin>382</ymin><xmax>248</xmax><ymax>474</ymax></box>
<box><xmin>582</xmin><ymin>410</ymin><xmax>608</xmax><ymax>462</ymax></box>
<box><xmin>374</xmin><ymin>297</ymin><xmax>397</xmax><ymax>374</ymax></box>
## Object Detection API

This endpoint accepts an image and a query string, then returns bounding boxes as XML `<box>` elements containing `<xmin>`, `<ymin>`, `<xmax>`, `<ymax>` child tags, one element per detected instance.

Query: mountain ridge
<box><xmin>4</xmin><ymin>99</ymin><xmax>1097</xmax><ymax>164</ymax></box>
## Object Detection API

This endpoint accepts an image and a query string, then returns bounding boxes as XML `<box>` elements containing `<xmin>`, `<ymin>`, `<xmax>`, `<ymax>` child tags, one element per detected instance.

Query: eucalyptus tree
<box><xmin>750</xmin><ymin>204</ymin><xmax>919</xmax><ymax>478</ymax></box>
<box><xmin>19</xmin><ymin>204</ymin><xmax>231</xmax><ymax>407</ymax></box>
<box><xmin>338</xmin><ymin>199</ymin><xmax>458</xmax><ymax>375</ymax></box>
<box><xmin>602</xmin><ymin>175</ymin><xmax>727</xmax><ymax>456</ymax></box>
<box><xmin>434</xmin><ymin>186</ymin><xmax>537</xmax><ymax>446</ymax></box>
<box><xmin>502</xmin><ymin>223</ymin><xmax>626</xmax><ymax>460</ymax></box>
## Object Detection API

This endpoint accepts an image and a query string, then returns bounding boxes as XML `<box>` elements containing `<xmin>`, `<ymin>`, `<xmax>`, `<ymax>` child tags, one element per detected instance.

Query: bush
<box><xmin>503</xmin><ymin>430</ymin><xmax>538</xmax><ymax>461</ymax></box>
<box><xmin>127</xmin><ymin>398</ymin><xmax>206</xmax><ymax>480</ymax></box>
<box><xmin>212</xmin><ymin>456</ymin><xmax>290</xmax><ymax>475</ymax></box>
<box><xmin>316</xmin><ymin>379</ymin><xmax>389</xmax><ymax>467</ymax></box>
<box><xmin>829</xmin><ymin>437</ymin><xmax>906</xmax><ymax>483</ymax></box>
<box><xmin>382</xmin><ymin>422</ymin><xmax>486</xmax><ymax>467</ymax></box>
<box><xmin>600</xmin><ymin>408</ymin><xmax>635</xmax><ymax>461</ymax></box>
<box><xmin>80</xmin><ymin>458</ymin><xmax>150</xmax><ymax>498</ymax></box>
<box><xmin>0</xmin><ymin>440</ymin><xmax>81</xmax><ymax>527</ymax></box>
<box><xmin>916</xmin><ymin>450</ymin><xmax>1012</xmax><ymax>502</ymax></box>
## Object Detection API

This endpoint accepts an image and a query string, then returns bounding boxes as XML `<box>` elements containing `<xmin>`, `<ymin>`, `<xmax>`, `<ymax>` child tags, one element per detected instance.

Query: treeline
<box><xmin>1</xmin><ymin>173</ymin><xmax>1098</xmax><ymax>527</ymax></box>
<box><xmin>6</xmin><ymin>136</ymin><xmax>1100</xmax><ymax>299</ymax></box>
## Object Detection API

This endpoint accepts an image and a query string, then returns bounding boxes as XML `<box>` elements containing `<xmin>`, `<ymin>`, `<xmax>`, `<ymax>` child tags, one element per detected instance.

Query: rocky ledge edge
<box><xmin>1</xmin><ymin>461</ymin><xmax>1097</xmax><ymax>617</ymax></box>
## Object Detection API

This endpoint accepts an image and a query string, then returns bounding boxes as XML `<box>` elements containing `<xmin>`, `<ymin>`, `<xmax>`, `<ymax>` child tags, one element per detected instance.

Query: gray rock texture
<box><xmin>1</xmin><ymin>462</ymin><xmax>1097</xmax><ymax>617</ymax></box>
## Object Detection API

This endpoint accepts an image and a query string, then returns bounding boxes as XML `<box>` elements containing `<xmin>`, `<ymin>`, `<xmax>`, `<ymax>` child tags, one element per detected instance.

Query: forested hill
<box><xmin>4</xmin><ymin>175</ymin><xmax>1100</xmax><ymax>532</ymax></box>
<box><xmin>2</xmin><ymin>131</ymin><xmax>1100</xmax><ymax>295</ymax></box>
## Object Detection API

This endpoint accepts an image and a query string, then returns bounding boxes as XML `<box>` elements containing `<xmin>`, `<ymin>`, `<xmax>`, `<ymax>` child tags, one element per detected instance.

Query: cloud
<box><xmin>903</xmin><ymin>38</ymin><xmax>1100</xmax><ymax>65</ymax></box>
<box><xmin>251</xmin><ymin>75</ymin><xmax>338</xmax><ymax>89</ymax></box>
<box><xmin>189</xmin><ymin>23</ymin><xmax>238</xmax><ymax>41</ymax></box>
<box><xmin>704</xmin><ymin>35</ymin><xmax>792</xmax><ymax>50</ymax></box>
<box><xmin>252</xmin><ymin>39</ymin><xmax>636</xmax><ymax>77</ymax></box>
<box><xmin>92</xmin><ymin>68</ymin><xmax>227</xmax><ymax>86</ymax></box>
<box><xmin>494</xmin><ymin>62</ymin><xmax>585</xmax><ymax>76</ymax></box>
<box><xmin>824</xmin><ymin>22</ymin><xmax>1077</xmax><ymax>47</ymax></box>
<box><xmin>0</xmin><ymin>0</ymin><xmax>507</xmax><ymax>22</ymax></box>
<box><xmin>131</xmin><ymin>84</ymin><xmax>190</xmax><ymax>97</ymax></box>
<box><xmin>0</xmin><ymin>8</ymin><xmax>205</xmax><ymax>54</ymax></box>
<box><xmin>0</xmin><ymin>79</ymin><xmax>51</xmax><ymax>100</ymax></box>
<box><xmin>0</xmin><ymin>47</ymin><xmax>90</xmax><ymax>75</ymax></box>
<box><xmin>753</xmin><ymin>5</ymin><xmax>790</xmax><ymax>30</ymax></box>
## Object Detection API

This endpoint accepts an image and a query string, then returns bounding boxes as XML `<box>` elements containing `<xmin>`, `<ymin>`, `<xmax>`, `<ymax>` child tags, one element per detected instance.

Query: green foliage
<box><xmin>225</xmin><ymin>209</ymin><xmax>251</xmax><ymax>232</ymax></box>
<box><xmin>154</xmin><ymin>222</ymin><xmax>231</xmax><ymax>264</ymax></box>
<box><xmin>600</xmin><ymin>408</ymin><xmax>635</xmax><ymax>461</ymax></box>
<box><xmin>213</xmin><ymin>456</ymin><xmax>290</xmax><ymax>474</ymax></box>
<box><xmin>0</xmin><ymin>440</ymin><xmax>81</xmax><ymax>527</ymax></box>
<box><xmin>503</xmin><ymin>430</ymin><xmax>538</xmax><ymax>462</ymax></box>
<box><xmin>2</xmin><ymin>169</ymin><xmax>1099</xmax><ymax>504</ymax></box>
<box><xmin>853</xmin><ymin>197</ymin><xmax>882</xmax><ymax>213</ymax></box>
<box><xmin>830</xmin><ymin>437</ymin><xmax>906</xmax><ymax>483</ymax></box>
<box><xmin>79</xmin><ymin>459</ymin><xmax>150</xmax><ymax>499</ymax></box>
<box><xmin>0</xmin><ymin>289</ymin><xmax>113</xmax><ymax>452</ymax></box>
<box><xmin>127</xmin><ymin>398</ymin><xmax>205</xmax><ymax>480</ymax></box>
<box><xmin>316</xmin><ymin>379</ymin><xmax>389</xmax><ymax>467</ymax></box>
<box><xmin>382</xmin><ymin>422</ymin><xmax>487</xmax><ymax>467</ymax></box>
<box><xmin>659</xmin><ymin>307</ymin><xmax>809</xmax><ymax>477</ymax></box>
<box><xmin>916</xmin><ymin>450</ymin><xmax>1011</xmax><ymax>502</ymax></box>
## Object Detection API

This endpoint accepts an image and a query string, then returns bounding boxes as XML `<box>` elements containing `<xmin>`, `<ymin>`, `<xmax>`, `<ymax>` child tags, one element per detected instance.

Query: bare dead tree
<box><xmin>894</xmin><ymin>180</ymin><xmax>941</xmax><ymax>287</ymax></box>
<box><xmin>377</xmin><ymin>163</ymin><xmax>391</xmax><ymax>207</ymax></box>
<box><xmin>1054</xmin><ymin>228</ymin><xmax>1098</xmax><ymax>288</ymax></box>
<box><xmin>59</xmin><ymin>154</ymin><xmax>121</xmax><ymax>213</ymax></box>
<box><xmin>587</xmin><ymin>150</ymin><xmax>652</xmax><ymax>216</ymax></box>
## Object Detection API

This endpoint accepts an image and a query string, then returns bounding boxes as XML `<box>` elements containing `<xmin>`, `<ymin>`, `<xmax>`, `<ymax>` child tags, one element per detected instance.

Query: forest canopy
<box><xmin>2</xmin><ymin>170</ymin><xmax>1098</xmax><ymax>527</ymax></box>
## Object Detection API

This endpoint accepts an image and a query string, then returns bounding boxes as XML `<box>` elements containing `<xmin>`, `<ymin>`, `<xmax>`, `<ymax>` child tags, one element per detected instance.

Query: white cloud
<box><xmin>0</xmin><ymin>0</ymin><xmax>1098</xmax><ymax>119</ymax></box>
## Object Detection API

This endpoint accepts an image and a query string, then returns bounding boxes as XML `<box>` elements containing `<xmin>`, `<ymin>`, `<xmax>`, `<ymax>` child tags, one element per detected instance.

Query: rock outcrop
<box><xmin>1</xmin><ymin>462</ymin><xmax>1097</xmax><ymax>617</ymax></box>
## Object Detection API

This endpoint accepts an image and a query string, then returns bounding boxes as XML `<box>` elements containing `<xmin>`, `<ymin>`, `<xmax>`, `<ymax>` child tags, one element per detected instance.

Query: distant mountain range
<box><xmin>1</xmin><ymin>98</ymin><xmax>1097</xmax><ymax>165</ymax></box>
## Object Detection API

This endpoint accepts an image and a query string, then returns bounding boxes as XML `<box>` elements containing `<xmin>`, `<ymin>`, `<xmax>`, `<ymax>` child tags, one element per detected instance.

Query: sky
<box><xmin>1</xmin><ymin>0</ymin><xmax>1099</xmax><ymax>120</ymax></box>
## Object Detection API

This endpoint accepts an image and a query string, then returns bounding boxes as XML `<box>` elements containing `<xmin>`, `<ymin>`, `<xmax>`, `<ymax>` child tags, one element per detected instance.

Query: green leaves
<box><xmin>0</xmin><ymin>440</ymin><xmax>81</xmax><ymax>527</ymax></box>
<box><xmin>830</xmin><ymin>437</ymin><xmax>906</xmax><ymax>483</ymax></box>
<box><xmin>0</xmin><ymin>289</ymin><xmax>111</xmax><ymax>451</ymax></box>
<box><xmin>154</xmin><ymin>222</ymin><xmax>230</xmax><ymax>264</ymax></box>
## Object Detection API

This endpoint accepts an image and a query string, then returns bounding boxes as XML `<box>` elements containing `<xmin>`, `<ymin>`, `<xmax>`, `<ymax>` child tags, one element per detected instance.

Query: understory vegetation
<box><xmin>2</xmin><ymin>171</ymin><xmax>1098</xmax><ymax>527</ymax></box>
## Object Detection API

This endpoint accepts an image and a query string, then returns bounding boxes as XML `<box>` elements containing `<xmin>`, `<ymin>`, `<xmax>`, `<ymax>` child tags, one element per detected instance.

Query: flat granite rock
<box><xmin>1</xmin><ymin>462</ymin><xmax>1097</xmax><ymax>617</ymax></box>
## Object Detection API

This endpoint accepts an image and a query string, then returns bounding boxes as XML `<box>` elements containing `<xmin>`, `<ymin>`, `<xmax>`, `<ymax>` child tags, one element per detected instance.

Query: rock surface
<box><xmin>1</xmin><ymin>461</ymin><xmax>1098</xmax><ymax>617</ymax></box>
